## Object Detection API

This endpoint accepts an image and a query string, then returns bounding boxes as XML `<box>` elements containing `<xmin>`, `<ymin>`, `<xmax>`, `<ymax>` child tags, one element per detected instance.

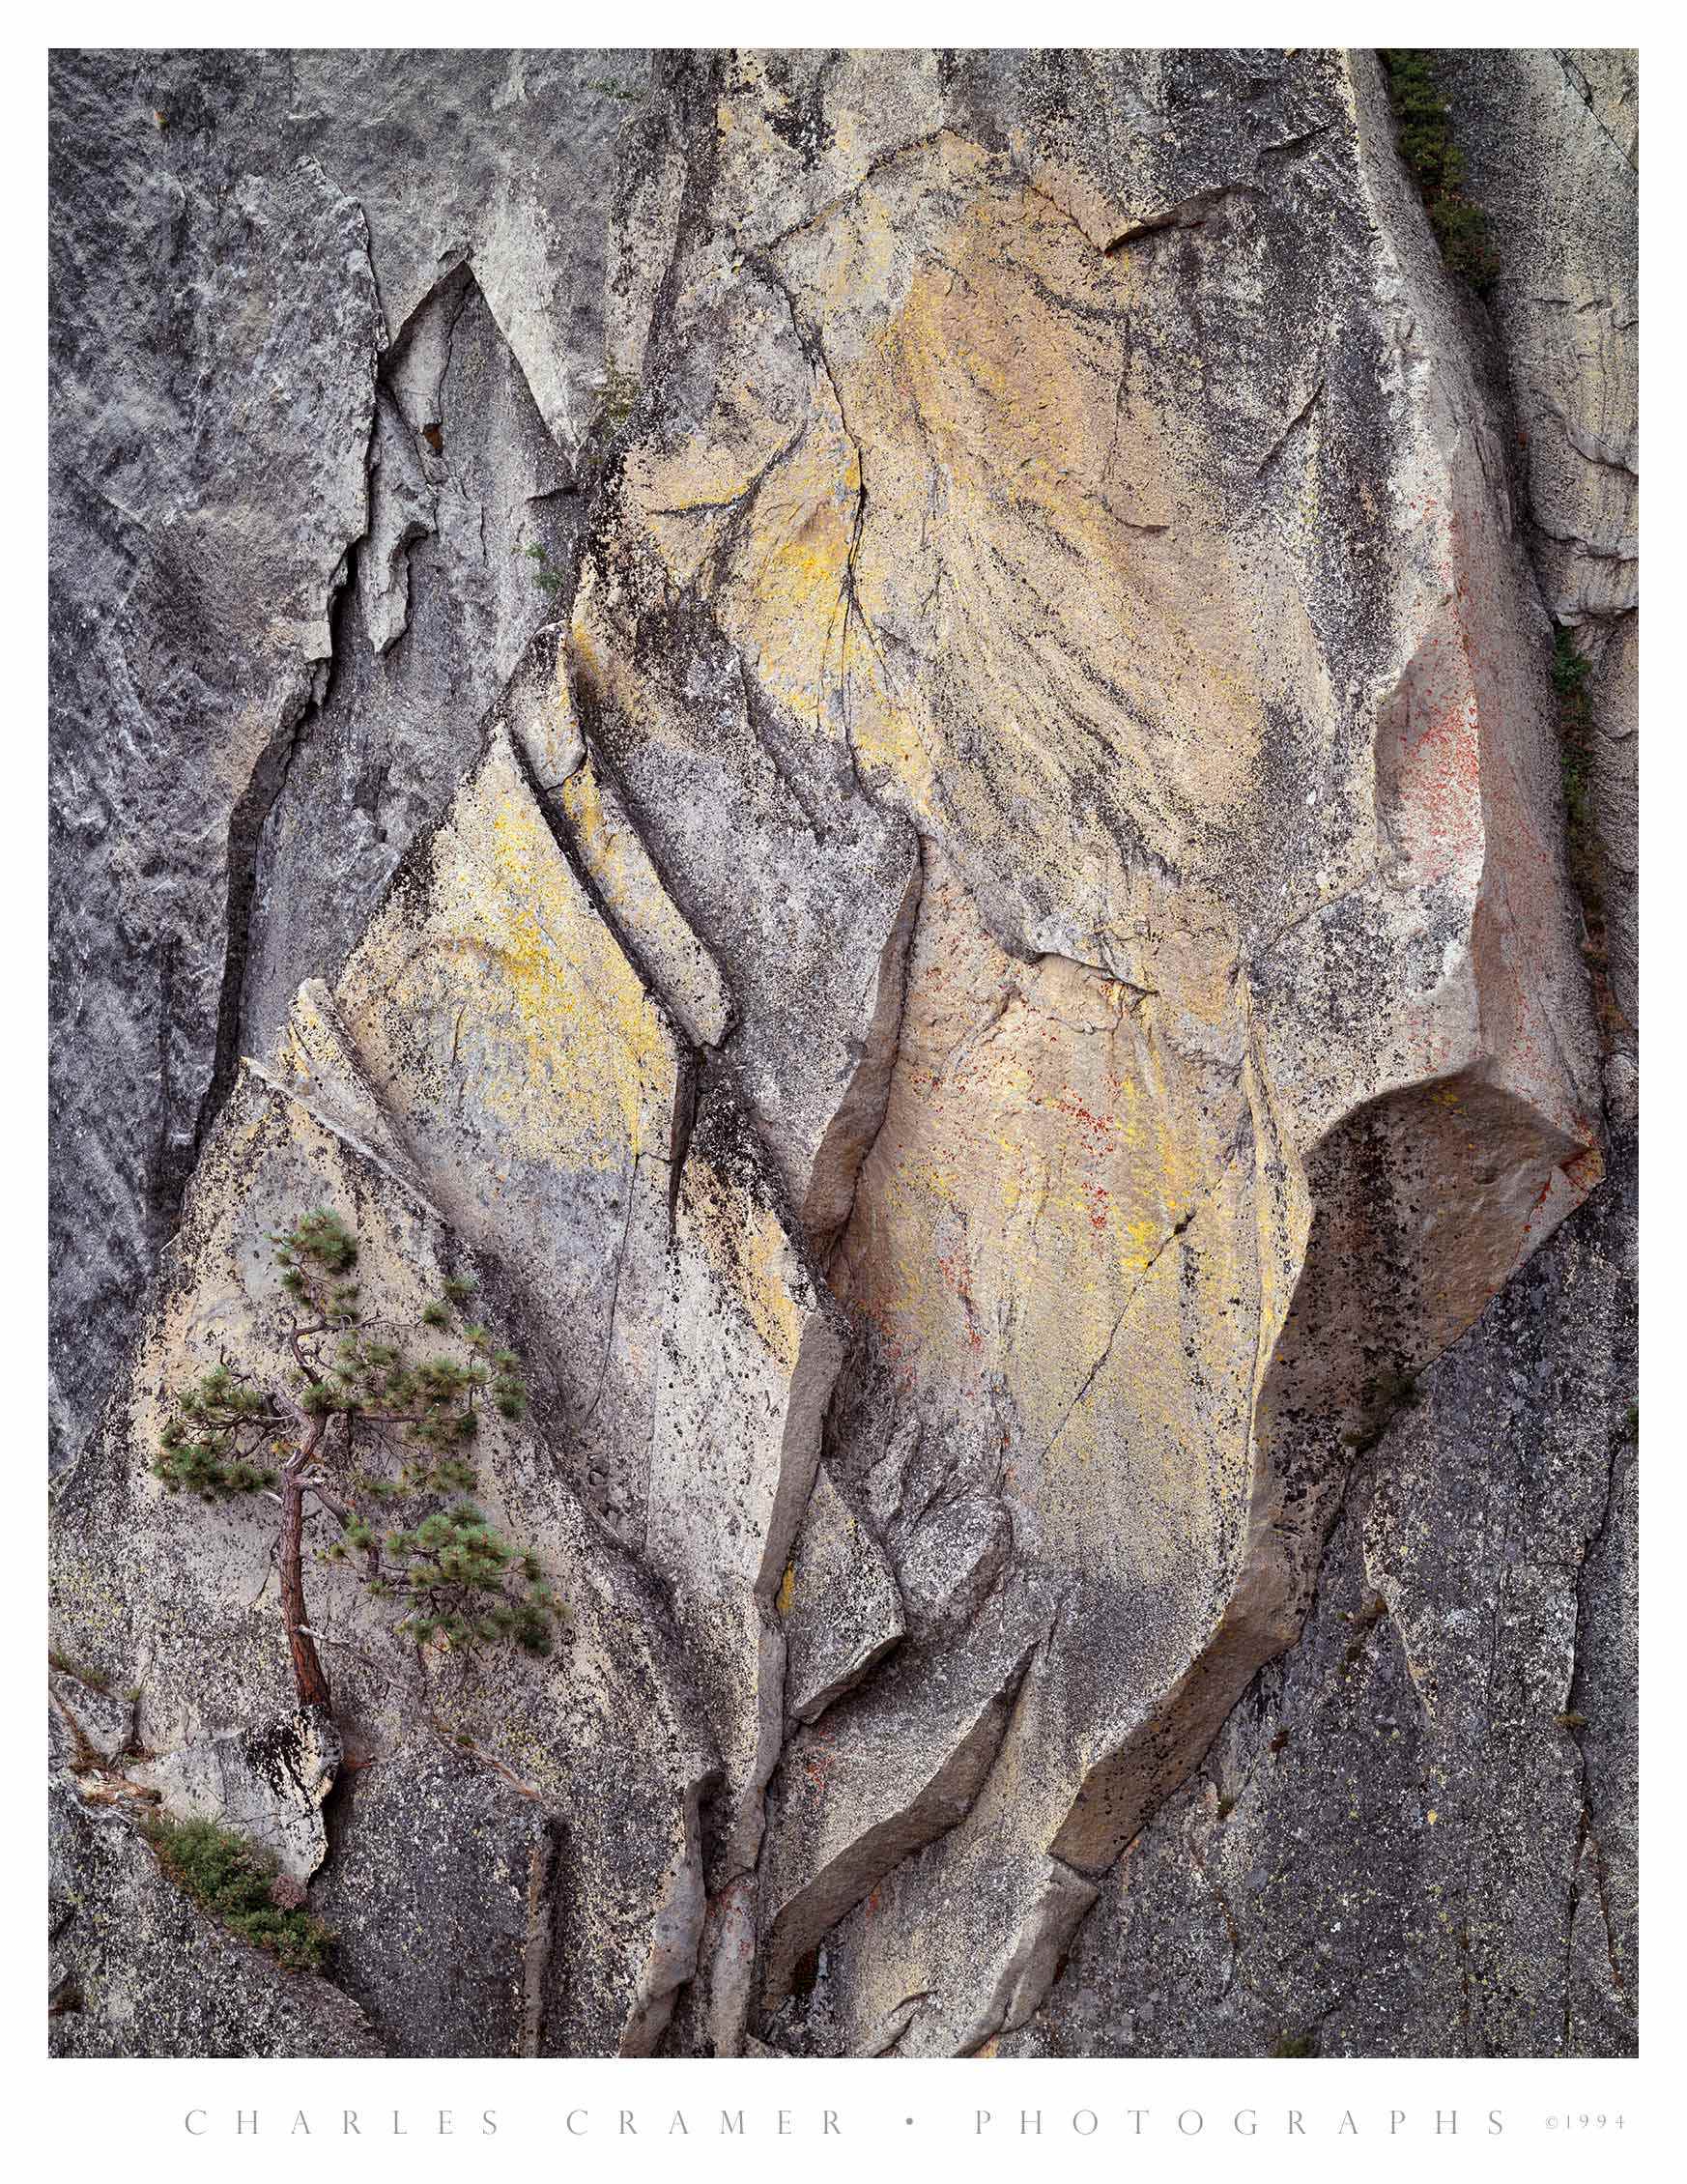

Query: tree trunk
<box><xmin>278</xmin><ymin>1463</ymin><xmax>332</xmax><ymax>1712</ymax></box>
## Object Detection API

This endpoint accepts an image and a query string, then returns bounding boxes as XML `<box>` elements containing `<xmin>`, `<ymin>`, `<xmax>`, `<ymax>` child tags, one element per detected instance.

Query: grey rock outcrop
<box><xmin>135</xmin><ymin>1708</ymin><xmax>341</xmax><ymax>1883</ymax></box>
<box><xmin>49</xmin><ymin>47</ymin><xmax>1638</xmax><ymax>2059</ymax></box>
<box><xmin>48</xmin><ymin>48</ymin><xmax>653</xmax><ymax>1473</ymax></box>
<box><xmin>50</xmin><ymin>1778</ymin><xmax>385</xmax><ymax>2057</ymax></box>
<box><xmin>1002</xmin><ymin>1124</ymin><xmax>1637</xmax><ymax>2058</ymax></box>
<box><xmin>1437</xmin><ymin>48</ymin><xmax>1638</xmax><ymax>1037</ymax></box>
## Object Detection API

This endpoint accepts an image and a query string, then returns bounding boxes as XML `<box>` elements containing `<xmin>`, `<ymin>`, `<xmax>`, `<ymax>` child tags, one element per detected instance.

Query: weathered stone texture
<box><xmin>50</xmin><ymin>47</ymin><xmax>1637</xmax><ymax>2058</ymax></box>
<box><xmin>50</xmin><ymin>1779</ymin><xmax>385</xmax><ymax>2057</ymax></box>
<box><xmin>311</xmin><ymin>1733</ymin><xmax>558</xmax><ymax>2058</ymax></box>
<box><xmin>48</xmin><ymin>48</ymin><xmax>653</xmax><ymax>1472</ymax></box>
<box><xmin>1004</xmin><ymin>1127</ymin><xmax>1637</xmax><ymax>2058</ymax></box>
<box><xmin>1438</xmin><ymin>48</ymin><xmax>1639</xmax><ymax>1034</ymax></box>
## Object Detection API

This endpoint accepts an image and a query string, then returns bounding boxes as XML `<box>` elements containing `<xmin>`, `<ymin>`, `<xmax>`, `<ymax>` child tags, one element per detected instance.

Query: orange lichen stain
<box><xmin>802</xmin><ymin>1725</ymin><xmax>839</xmax><ymax>1796</ymax></box>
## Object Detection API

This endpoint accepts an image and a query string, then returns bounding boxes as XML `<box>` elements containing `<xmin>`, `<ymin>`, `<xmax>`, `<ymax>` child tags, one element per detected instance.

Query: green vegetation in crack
<box><xmin>1554</xmin><ymin>624</ymin><xmax>1600</xmax><ymax>915</ymax></box>
<box><xmin>524</xmin><ymin>542</ymin><xmax>566</xmax><ymax>600</ymax></box>
<box><xmin>1382</xmin><ymin>50</ymin><xmax>1501</xmax><ymax>293</ymax></box>
<box><xmin>48</xmin><ymin>1650</ymin><xmax>111</xmax><ymax>1692</ymax></box>
<box><xmin>152</xmin><ymin>1209</ymin><xmax>562</xmax><ymax>1716</ymax></box>
<box><xmin>145</xmin><ymin>1815</ymin><xmax>332</xmax><ymax>1973</ymax></box>
<box><xmin>592</xmin><ymin>364</ymin><xmax>641</xmax><ymax>433</ymax></box>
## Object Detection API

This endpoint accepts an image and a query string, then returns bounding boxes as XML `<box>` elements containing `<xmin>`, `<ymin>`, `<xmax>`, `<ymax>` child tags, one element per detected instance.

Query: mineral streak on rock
<box><xmin>49</xmin><ymin>47</ymin><xmax>1637</xmax><ymax>2058</ymax></box>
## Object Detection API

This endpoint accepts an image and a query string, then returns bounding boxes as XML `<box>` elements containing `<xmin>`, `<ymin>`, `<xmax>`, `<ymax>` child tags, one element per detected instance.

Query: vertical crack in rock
<box><xmin>240</xmin><ymin>263</ymin><xmax>583</xmax><ymax>1070</ymax></box>
<box><xmin>804</xmin><ymin>845</ymin><xmax>925</xmax><ymax>1255</ymax></box>
<box><xmin>180</xmin><ymin>191</ymin><xmax>388</xmax><ymax>1228</ymax></box>
<box><xmin>1566</xmin><ymin>1439</ymin><xmax>1621</xmax><ymax>1967</ymax></box>
<box><xmin>186</xmin><ymin>666</ymin><xmax>321</xmax><ymax>1189</ymax></box>
<box><xmin>620</xmin><ymin>1777</ymin><xmax>709</xmax><ymax>2055</ymax></box>
<box><xmin>520</xmin><ymin>1819</ymin><xmax>561</xmax><ymax>2057</ymax></box>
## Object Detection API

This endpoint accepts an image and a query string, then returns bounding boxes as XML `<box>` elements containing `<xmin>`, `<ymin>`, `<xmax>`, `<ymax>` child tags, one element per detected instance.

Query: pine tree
<box><xmin>153</xmin><ymin>1210</ymin><xmax>560</xmax><ymax>1712</ymax></box>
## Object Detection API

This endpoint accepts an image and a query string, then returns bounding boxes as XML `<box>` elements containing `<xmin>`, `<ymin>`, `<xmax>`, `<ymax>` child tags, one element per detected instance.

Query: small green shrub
<box><xmin>1382</xmin><ymin>50</ymin><xmax>1501</xmax><ymax>292</ymax></box>
<box><xmin>145</xmin><ymin>1816</ymin><xmax>332</xmax><ymax>1973</ymax></box>
<box><xmin>524</xmin><ymin>543</ymin><xmax>565</xmax><ymax>600</ymax></box>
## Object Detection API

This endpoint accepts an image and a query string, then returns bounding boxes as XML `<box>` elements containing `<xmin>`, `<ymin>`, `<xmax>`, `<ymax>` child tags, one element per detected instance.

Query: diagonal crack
<box><xmin>1035</xmin><ymin>1132</ymin><xmax>1251</xmax><ymax>1468</ymax></box>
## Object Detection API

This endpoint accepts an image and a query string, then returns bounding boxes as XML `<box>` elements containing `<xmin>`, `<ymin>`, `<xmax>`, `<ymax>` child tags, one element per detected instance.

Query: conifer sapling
<box><xmin>153</xmin><ymin>1210</ymin><xmax>560</xmax><ymax>1712</ymax></box>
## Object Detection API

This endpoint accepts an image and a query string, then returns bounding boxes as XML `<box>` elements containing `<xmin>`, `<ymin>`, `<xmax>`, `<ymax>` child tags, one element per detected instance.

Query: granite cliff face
<box><xmin>48</xmin><ymin>48</ymin><xmax>1637</xmax><ymax>2058</ymax></box>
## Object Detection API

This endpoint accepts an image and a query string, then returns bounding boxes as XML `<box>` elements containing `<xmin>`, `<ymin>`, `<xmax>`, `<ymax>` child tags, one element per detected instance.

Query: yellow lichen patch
<box><xmin>590</xmin><ymin>137</ymin><xmax>1302</xmax><ymax>940</ymax></box>
<box><xmin>339</xmin><ymin>733</ymin><xmax>676</xmax><ymax>1179</ymax></box>
<box><xmin>774</xmin><ymin>160</ymin><xmax>1281</xmax><ymax>902</ymax></box>
<box><xmin>833</xmin><ymin>849</ymin><xmax>1257</xmax><ymax>1595</ymax></box>
<box><xmin>681</xmin><ymin>1152</ymin><xmax>805</xmax><ymax>1376</ymax></box>
<box><xmin>558</xmin><ymin>757</ymin><xmax>729</xmax><ymax>1048</ymax></box>
<box><xmin>733</xmin><ymin>431</ymin><xmax>859</xmax><ymax>727</ymax></box>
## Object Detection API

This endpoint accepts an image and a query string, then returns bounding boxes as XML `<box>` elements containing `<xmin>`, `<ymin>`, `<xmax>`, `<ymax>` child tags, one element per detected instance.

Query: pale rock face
<box><xmin>331</xmin><ymin>724</ymin><xmax>687</xmax><ymax>1538</ymax></box>
<box><xmin>575</xmin><ymin>45</ymin><xmax>1603</xmax><ymax>2055</ymax></box>
<box><xmin>648</xmin><ymin>1092</ymin><xmax>844</xmax><ymax>1885</ymax></box>
<box><xmin>135</xmin><ymin>1708</ymin><xmax>341</xmax><ymax>1884</ymax></box>
<box><xmin>782</xmin><ymin>1462</ymin><xmax>904</xmax><ymax>1728</ymax></box>
<box><xmin>50</xmin><ymin>47</ymin><xmax>1636</xmax><ymax>2059</ymax></box>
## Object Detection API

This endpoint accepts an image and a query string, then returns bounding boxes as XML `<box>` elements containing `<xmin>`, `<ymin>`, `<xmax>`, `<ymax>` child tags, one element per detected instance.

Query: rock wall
<box><xmin>48</xmin><ymin>48</ymin><xmax>1637</xmax><ymax>2058</ymax></box>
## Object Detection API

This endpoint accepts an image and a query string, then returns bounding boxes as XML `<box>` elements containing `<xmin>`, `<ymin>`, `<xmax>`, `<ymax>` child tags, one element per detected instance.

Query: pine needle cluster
<box><xmin>151</xmin><ymin>1209</ymin><xmax>563</xmax><ymax>1675</ymax></box>
<box><xmin>154</xmin><ymin>1363</ymin><xmax>282</xmax><ymax>1498</ymax></box>
<box><xmin>1382</xmin><ymin>50</ymin><xmax>1501</xmax><ymax>293</ymax></box>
